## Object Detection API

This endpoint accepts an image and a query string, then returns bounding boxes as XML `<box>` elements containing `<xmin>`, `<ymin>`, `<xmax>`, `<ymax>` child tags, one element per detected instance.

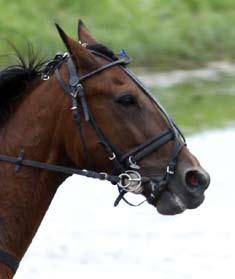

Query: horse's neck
<box><xmin>0</xmin><ymin>264</ymin><xmax>12</xmax><ymax>279</ymax></box>
<box><xmin>0</xmin><ymin>79</ymin><xmax>70</xmax><ymax>277</ymax></box>
<box><xmin>0</xmin><ymin>174</ymin><xmax>65</xmax><ymax>279</ymax></box>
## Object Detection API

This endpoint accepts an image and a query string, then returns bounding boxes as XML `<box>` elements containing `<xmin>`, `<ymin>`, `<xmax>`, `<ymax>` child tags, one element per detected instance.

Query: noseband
<box><xmin>0</xmin><ymin>46</ymin><xmax>185</xmax><ymax>273</ymax></box>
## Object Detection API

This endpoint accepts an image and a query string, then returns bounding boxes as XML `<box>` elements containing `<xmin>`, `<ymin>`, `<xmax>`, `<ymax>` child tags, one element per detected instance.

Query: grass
<box><xmin>1</xmin><ymin>1</ymin><xmax>235</xmax><ymax>68</ymax></box>
<box><xmin>152</xmin><ymin>75</ymin><xmax>235</xmax><ymax>134</ymax></box>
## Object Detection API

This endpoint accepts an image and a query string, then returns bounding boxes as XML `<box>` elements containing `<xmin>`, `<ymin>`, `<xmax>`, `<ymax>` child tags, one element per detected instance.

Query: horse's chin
<box><xmin>154</xmin><ymin>190</ymin><xmax>205</xmax><ymax>215</ymax></box>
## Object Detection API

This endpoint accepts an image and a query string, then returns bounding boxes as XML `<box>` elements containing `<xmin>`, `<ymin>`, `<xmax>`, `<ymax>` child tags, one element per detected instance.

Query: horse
<box><xmin>0</xmin><ymin>20</ymin><xmax>210</xmax><ymax>278</ymax></box>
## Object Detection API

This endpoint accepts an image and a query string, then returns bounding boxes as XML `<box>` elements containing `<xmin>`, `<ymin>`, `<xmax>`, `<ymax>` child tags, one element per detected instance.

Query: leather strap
<box><xmin>0</xmin><ymin>152</ymin><xmax>120</xmax><ymax>184</ymax></box>
<box><xmin>0</xmin><ymin>250</ymin><xmax>19</xmax><ymax>273</ymax></box>
<box><xmin>120</xmin><ymin>129</ymin><xmax>174</xmax><ymax>164</ymax></box>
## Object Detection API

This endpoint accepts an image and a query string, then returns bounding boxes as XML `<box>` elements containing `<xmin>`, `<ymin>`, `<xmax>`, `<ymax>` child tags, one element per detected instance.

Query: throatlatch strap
<box><xmin>0</xmin><ymin>250</ymin><xmax>19</xmax><ymax>273</ymax></box>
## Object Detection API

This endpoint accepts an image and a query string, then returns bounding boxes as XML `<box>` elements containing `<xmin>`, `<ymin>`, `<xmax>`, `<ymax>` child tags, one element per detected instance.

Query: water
<box><xmin>14</xmin><ymin>128</ymin><xmax>235</xmax><ymax>279</ymax></box>
<box><xmin>138</xmin><ymin>61</ymin><xmax>235</xmax><ymax>88</ymax></box>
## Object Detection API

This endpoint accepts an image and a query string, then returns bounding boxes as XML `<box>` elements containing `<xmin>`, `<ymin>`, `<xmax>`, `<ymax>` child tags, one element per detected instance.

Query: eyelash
<box><xmin>116</xmin><ymin>94</ymin><xmax>137</xmax><ymax>106</ymax></box>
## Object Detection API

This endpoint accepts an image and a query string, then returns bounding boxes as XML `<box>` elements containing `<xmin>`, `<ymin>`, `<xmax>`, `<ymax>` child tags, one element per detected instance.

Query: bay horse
<box><xmin>0</xmin><ymin>20</ymin><xmax>210</xmax><ymax>278</ymax></box>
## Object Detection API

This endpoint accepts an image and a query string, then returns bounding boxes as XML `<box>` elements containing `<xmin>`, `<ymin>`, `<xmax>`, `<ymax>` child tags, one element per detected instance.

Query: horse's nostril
<box><xmin>185</xmin><ymin>170</ymin><xmax>210</xmax><ymax>189</ymax></box>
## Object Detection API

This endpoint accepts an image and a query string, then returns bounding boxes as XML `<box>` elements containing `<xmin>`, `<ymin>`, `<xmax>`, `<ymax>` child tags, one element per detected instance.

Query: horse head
<box><xmin>54</xmin><ymin>20</ymin><xmax>210</xmax><ymax>215</ymax></box>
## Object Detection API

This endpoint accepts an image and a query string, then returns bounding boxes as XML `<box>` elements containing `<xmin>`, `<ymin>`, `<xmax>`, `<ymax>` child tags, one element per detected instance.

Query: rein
<box><xmin>0</xmin><ymin>151</ymin><xmax>120</xmax><ymax>183</ymax></box>
<box><xmin>0</xmin><ymin>47</ymin><xmax>185</xmax><ymax>273</ymax></box>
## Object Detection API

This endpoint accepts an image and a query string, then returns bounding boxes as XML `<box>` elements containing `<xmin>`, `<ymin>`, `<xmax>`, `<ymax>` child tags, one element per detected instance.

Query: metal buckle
<box><xmin>76</xmin><ymin>83</ymin><xmax>83</xmax><ymax>91</ymax></box>
<box><xmin>70</xmin><ymin>83</ymin><xmax>83</xmax><ymax>98</ymax></box>
<box><xmin>108</xmin><ymin>153</ymin><xmax>116</xmax><ymax>161</ymax></box>
<box><xmin>63</xmin><ymin>52</ymin><xmax>69</xmax><ymax>58</ymax></box>
<box><xmin>118</xmin><ymin>170</ymin><xmax>142</xmax><ymax>193</ymax></box>
<box><xmin>166</xmin><ymin>165</ymin><xmax>175</xmax><ymax>175</ymax></box>
<box><xmin>100</xmin><ymin>172</ymin><xmax>108</xmax><ymax>180</ymax></box>
<box><xmin>70</xmin><ymin>90</ymin><xmax>78</xmax><ymax>98</ymax></box>
<box><xmin>128</xmin><ymin>156</ymin><xmax>140</xmax><ymax>169</ymax></box>
<box><xmin>70</xmin><ymin>106</ymin><xmax>78</xmax><ymax>111</ymax></box>
<box><xmin>42</xmin><ymin>74</ymin><xmax>50</xmax><ymax>81</ymax></box>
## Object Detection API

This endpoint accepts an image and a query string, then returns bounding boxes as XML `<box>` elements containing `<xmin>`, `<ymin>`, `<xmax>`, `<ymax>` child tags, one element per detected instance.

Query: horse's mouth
<box><xmin>153</xmin><ymin>189</ymin><xmax>205</xmax><ymax>215</ymax></box>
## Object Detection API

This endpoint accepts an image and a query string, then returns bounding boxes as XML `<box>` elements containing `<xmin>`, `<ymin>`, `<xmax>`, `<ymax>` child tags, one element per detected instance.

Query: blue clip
<box><xmin>119</xmin><ymin>49</ymin><xmax>127</xmax><ymax>58</ymax></box>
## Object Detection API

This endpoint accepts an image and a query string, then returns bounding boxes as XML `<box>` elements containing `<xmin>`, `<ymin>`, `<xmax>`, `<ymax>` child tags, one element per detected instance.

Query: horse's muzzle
<box><xmin>184</xmin><ymin>168</ymin><xmax>210</xmax><ymax>194</ymax></box>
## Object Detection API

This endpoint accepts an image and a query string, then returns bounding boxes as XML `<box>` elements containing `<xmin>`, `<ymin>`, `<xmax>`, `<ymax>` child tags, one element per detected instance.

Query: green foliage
<box><xmin>153</xmin><ymin>76</ymin><xmax>235</xmax><ymax>134</ymax></box>
<box><xmin>1</xmin><ymin>0</ymin><xmax>235</xmax><ymax>67</ymax></box>
<box><xmin>0</xmin><ymin>1</ymin><xmax>234</xmax><ymax>132</ymax></box>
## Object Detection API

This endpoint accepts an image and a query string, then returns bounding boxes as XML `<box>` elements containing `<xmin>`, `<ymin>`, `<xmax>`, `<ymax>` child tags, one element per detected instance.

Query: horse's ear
<box><xmin>55</xmin><ymin>23</ymin><xmax>98</xmax><ymax>70</ymax></box>
<box><xmin>78</xmin><ymin>19</ymin><xmax>98</xmax><ymax>45</ymax></box>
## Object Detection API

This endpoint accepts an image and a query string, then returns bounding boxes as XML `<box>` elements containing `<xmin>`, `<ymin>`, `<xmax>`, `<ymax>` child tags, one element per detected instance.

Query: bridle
<box><xmin>52</xmin><ymin>48</ymin><xmax>186</xmax><ymax>205</ymax></box>
<box><xmin>0</xmin><ymin>46</ymin><xmax>185</xmax><ymax>272</ymax></box>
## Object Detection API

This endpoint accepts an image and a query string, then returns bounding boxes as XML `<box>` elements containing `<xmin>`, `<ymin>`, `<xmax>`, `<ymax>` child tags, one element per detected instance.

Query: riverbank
<box><xmin>139</xmin><ymin>61</ymin><xmax>235</xmax><ymax>88</ymax></box>
<box><xmin>135</xmin><ymin>62</ymin><xmax>235</xmax><ymax>134</ymax></box>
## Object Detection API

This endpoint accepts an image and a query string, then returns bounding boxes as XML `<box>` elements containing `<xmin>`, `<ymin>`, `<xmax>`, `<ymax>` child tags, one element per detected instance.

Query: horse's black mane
<box><xmin>0</xmin><ymin>43</ymin><xmax>116</xmax><ymax>126</ymax></box>
<box><xmin>0</xmin><ymin>45</ymin><xmax>45</xmax><ymax>125</ymax></box>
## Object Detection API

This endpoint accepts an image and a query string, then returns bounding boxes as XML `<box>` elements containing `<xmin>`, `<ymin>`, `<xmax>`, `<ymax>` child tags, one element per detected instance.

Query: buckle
<box><xmin>128</xmin><ymin>156</ymin><xmax>140</xmax><ymax>169</ymax></box>
<box><xmin>70</xmin><ymin>89</ymin><xmax>78</xmax><ymax>98</ymax></box>
<box><xmin>118</xmin><ymin>170</ymin><xmax>142</xmax><ymax>193</ymax></box>
<box><xmin>42</xmin><ymin>74</ymin><xmax>50</xmax><ymax>81</ymax></box>
<box><xmin>108</xmin><ymin>153</ymin><xmax>116</xmax><ymax>161</ymax></box>
<box><xmin>99</xmin><ymin>172</ymin><xmax>108</xmax><ymax>180</ymax></box>
<box><xmin>166</xmin><ymin>165</ymin><xmax>175</xmax><ymax>175</ymax></box>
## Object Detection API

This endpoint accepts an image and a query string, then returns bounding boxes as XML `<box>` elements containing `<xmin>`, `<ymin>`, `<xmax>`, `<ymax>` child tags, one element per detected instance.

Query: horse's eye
<box><xmin>116</xmin><ymin>94</ymin><xmax>137</xmax><ymax>106</ymax></box>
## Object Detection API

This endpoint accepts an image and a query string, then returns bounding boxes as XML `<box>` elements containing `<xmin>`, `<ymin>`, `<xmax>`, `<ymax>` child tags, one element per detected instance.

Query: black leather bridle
<box><xmin>0</xmin><ymin>47</ymin><xmax>185</xmax><ymax>272</ymax></box>
<box><xmin>52</xmin><ymin>48</ymin><xmax>186</xmax><ymax>205</ymax></box>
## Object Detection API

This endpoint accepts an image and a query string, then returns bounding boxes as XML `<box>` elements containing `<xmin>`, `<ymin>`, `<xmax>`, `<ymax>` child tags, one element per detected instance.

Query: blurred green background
<box><xmin>0</xmin><ymin>0</ymin><xmax>235</xmax><ymax>133</ymax></box>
